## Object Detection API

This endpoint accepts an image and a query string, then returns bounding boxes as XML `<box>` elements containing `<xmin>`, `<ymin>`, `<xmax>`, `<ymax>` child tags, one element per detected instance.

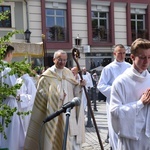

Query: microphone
<box><xmin>43</xmin><ymin>97</ymin><xmax>81</xmax><ymax>123</ymax></box>
<box><xmin>62</xmin><ymin>97</ymin><xmax>80</xmax><ymax>110</ymax></box>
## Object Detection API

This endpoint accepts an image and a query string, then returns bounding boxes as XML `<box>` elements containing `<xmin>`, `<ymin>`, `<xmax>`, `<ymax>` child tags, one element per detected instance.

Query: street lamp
<box><xmin>24</xmin><ymin>29</ymin><xmax>31</xmax><ymax>43</ymax></box>
<box><xmin>74</xmin><ymin>34</ymin><xmax>82</xmax><ymax>48</ymax></box>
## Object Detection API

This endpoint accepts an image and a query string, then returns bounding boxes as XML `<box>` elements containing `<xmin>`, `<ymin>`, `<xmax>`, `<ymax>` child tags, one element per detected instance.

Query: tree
<box><xmin>0</xmin><ymin>3</ymin><xmax>32</xmax><ymax>140</ymax></box>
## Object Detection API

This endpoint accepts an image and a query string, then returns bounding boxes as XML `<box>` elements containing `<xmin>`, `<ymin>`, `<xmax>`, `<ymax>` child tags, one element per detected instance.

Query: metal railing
<box><xmin>92</xmin><ymin>28</ymin><xmax>110</xmax><ymax>42</ymax></box>
<box><xmin>132</xmin><ymin>29</ymin><xmax>148</xmax><ymax>41</ymax></box>
<box><xmin>46</xmin><ymin>26</ymin><xmax>68</xmax><ymax>42</ymax></box>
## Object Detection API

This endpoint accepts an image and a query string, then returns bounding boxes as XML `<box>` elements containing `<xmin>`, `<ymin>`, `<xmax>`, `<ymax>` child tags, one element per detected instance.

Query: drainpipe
<box><xmin>24</xmin><ymin>0</ymin><xmax>31</xmax><ymax>64</ymax></box>
<box><xmin>24</xmin><ymin>0</ymin><xmax>31</xmax><ymax>43</ymax></box>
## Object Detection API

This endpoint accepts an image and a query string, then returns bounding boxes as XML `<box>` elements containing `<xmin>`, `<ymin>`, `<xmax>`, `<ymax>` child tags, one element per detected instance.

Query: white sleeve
<box><xmin>19</xmin><ymin>79</ymin><xmax>37</xmax><ymax>109</ymax></box>
<box><xmin>2</xmin><ymin>67</ymin><xmax>17</xmax><ymax>86</ymax></box>
<box><xmin>97</xmin><ymin>68</ymin><xmax>111</xmax><ymax>101</ymax></box>
<box><xmin>110</xmin><ymin>81</ymin><xmax>145</xmax><ymax>140</ymax></box>
<box><xmin>88</xmin><ymin>73</ymin><xmax>93</xmax><ymax>88</ymax></box>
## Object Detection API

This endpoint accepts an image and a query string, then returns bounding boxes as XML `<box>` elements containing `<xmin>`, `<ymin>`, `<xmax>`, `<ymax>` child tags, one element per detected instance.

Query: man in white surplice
<box><xmin>97</xmin><ymin>44</ymin><xmax>131</xmax><ymax>150</ymax></box>
<box><xmin>110</xmin><ymin>38</ymin><xmax>150</xmax><ymax>150</ymax></box>
<box><xmin>0</xmin><ymin>45</ymin><xmax>25</xmax><ymax>150</ymax></box>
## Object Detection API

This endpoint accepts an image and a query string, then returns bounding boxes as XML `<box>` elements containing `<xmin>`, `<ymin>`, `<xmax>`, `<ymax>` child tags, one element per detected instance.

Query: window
<box><xmin>127</xmin><ymin>4</ymin><xmax>149</xmax><ymax>44</ymax></box>
<box><xmin>42</xmin><ymin>0</ymin><xmax>72</xmax><ymax>49</ymax></box>
<box><xmin>131</xmin><ymin>14</ymin><xmax>148</xmax><ymax>41</ymax></box>
<box><xmin>0</xmin><ymin>6</ymin><xmax>11</xmax><ymax>28</ymax></box>
<box><xmin>92</xmin><ymin>11</ymin><xmax>109</xmax><ymax>42</ymax></box>
<box><xmin>46</xmin><ymin>9</ymin><xmax>67</xmax><ymax>42</ymax></box>
<box><xmin>127</xmin><ymin>3</ymin><xmax>150</xmax><ymax>45</ymax></box>
<box><xmin>87</xmin><ymin>1</ymin><xmax>114</xmax><ymax>47</ymax></box>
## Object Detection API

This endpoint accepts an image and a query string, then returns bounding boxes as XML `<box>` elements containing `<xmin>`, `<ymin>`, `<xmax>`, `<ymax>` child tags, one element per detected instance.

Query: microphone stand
<box><xmin>62</xmin><ymin>107</ymin><xmax>71</xmax><ymax>150</ymax></box>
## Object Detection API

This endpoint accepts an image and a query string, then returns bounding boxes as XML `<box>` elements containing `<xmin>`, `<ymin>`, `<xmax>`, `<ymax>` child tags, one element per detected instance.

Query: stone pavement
<box><xmin>81</xmin><ymin>101</ymin><xmax>111</xmax><ymax>150</ymax></box>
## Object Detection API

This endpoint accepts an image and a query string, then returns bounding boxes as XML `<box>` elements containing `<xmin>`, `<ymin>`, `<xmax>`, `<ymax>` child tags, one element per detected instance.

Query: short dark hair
<box><xmin>3</xmin><ymin>45</ymin><xmax>14</xmax><ymax>58</ymax></box>
<box><xmin>114</xmin><ymin>44</ymin><xmax>125</xmax><ymax>49</ymax></box>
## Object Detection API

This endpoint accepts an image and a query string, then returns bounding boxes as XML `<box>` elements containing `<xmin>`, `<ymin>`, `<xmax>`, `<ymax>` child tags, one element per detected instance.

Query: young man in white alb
<box><xmin>97</xmin><ymin>44</ymin><xmax>131</xmax><ymax>150</ymax></box>
<box><xmin>110</xmin><ymin>38</ymin><xmax>150</xmax><ymax>150</ymax></box>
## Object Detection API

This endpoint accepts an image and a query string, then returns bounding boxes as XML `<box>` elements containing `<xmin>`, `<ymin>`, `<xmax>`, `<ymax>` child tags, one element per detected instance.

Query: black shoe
<box><xmin>105</xmin><ymin>138</ymin><xmax>109</xmax><ymax>143</ymax></box>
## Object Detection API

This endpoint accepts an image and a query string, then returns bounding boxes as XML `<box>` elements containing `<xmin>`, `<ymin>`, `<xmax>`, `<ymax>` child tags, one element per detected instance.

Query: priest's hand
<box><xmin>140</xmin><ymin>89</ymin><xmax>150</xmax><ymax>105</ymax></box>
<box><xmin>80</xmin><ymin>79</ymin><xmax>86</xmax><ymax>87</ymax></box>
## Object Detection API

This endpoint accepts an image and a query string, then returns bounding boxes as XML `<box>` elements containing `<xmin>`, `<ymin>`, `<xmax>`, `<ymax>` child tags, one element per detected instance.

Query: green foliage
<box><xmin>0</xmin><ymin>44</ymin><xmax>33</xmax><ymax>139</ymax></box>
<box><xmin>0</xmin><ymin>10</ymin><xmax>10</xmax><ymax>21</ymax></box>
<box><xmin>17</xmin><ymin>110</ymin><xmax>32</xmax><ymax>116</ymax></box>
<box><xmin>0</xmin><ymin>40</ymin><xmax>32</xmax><ymax>139</ymax></box>
<box><xmin>0</xmin><ymin>5</ymin><xmax>31</xmax><ymax>139</ymax></box>
<box><xmin>9</xmin><ymin>58</ymin><xmax>32</xmax><ymax>77</ymax></box>
<box><xmin>0</xmin><ymin>82</ymin><xmax>22</xmax><ymax>102</ymax></box>
<box><xmin>0</xmin><ymin>0</ymin><xmax>3</xmax><ymax>4</ymax></box>
<box><xmin>0</xmin><ymin>30</ymin><xmax>23</xmax><ymax>59</ymax></box>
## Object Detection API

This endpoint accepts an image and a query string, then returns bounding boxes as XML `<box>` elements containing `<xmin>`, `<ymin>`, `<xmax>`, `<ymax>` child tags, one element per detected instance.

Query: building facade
<box><xmin>0</xmin><ymin>0</ymin><xmax>150</xmax><ymax>70</ymax></box>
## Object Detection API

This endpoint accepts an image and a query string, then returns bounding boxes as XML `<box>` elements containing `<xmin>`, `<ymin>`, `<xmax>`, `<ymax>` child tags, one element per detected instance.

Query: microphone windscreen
<box><xmin>72</xmin><ymin>97</ymin><xmax>81</xmax><ymax>106</ymax></box>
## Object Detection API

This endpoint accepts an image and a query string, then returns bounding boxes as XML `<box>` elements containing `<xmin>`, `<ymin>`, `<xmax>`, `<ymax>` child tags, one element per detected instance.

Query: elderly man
<box><xmin>24</xmin><ymin>50</ymin><xmax>85</xmax><ymax>150</ymax></box>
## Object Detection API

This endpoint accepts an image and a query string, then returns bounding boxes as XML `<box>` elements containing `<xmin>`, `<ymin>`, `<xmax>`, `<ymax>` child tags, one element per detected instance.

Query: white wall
<box><xmin>71</xmin><ymin>0</ymin><xmax>88</xmax><ymax>46</ymax></box>
<box><xmin>28</xmin><ymin>0</ymin><xmax>42</xmax><ymax>43</ymax></box>
<box><xmin>71</xmin><ymin>0</ymin><xmax>88</xmax><ymax>67</ymax></box>
<box><xmin>114</xmin><ymin>2</ymin><xmax>127</xmax><ymax>45</ymax></box>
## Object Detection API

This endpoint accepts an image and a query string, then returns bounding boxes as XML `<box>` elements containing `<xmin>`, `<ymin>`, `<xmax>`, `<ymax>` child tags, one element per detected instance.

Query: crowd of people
<box><xmin>0</xmin><ymin>37</ymin><xmax>150</xmax><ymax>150</ymax></box>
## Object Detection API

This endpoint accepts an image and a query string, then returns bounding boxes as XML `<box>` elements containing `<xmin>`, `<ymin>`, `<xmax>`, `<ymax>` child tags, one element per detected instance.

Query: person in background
<box><xmin>97</xmin><ymin>44</ymin><xmax>131</xmax><ymax>150</ymax></box>
<box><xmin>30</xmin><ymin>69</ymin><xmax>40</xmax><ymax>87</ymax></box>
<box><xmin>0</xmin><ymin>45</ymin><xmax>25</xmax><ymax>150</ymax></box>
<box><xmin>91</xmin><ymin>72</ymin><xmax>99</xmax><ymax>103</ymax></box>
<box><xmin>24</xmin><ymin>50</ymin><xmax>85</xmax><ymax>150</ymax></box>
<box><xmin>71</xmin><ymin>66</ymin><xmax>87</xmax><ymax>118</ymax></box>
<box><xmin>71</xmin><ymin>66</ymin><xmax>80</xmax><ymax>83</ymax></box>
<box><xmin>82</xmin><ymin>67</ymin><xmax>93</xmax><ymax>111</ymax></box>
<box><xmin>16</xmin><ymin>72</ymin><xmax>37</xmax><ymax>134</ymax></box>
<box><xmin>110</xmin><ymin>38</ymin><xmax>150</xmax><ymax>150</ymax></box>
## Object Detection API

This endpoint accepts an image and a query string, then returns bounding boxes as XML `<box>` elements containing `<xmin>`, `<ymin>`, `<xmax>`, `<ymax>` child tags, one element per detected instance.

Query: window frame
<box><xmin>131</xmin><ymin>13</ymin><xmax>147</xmax><ymax>41</ymax></box>
<box><xmin>87</xmin><ymin>0</ymin><xmax>115</xmax><ymax>47</ymax></box>
<box><xmin>46</xmin><ymin>8</ymin><xmax>67</xmax><ymax>42</ymax></box>
<box><xmin>0</xmin><ymin>2</ymin><xmax>15</xmax><ymax>30</ymax></box>
<box><xmin>91</xmin><ymin>11</ymin><xmax>109</xmax><ymax>42</ymax></box>
<box><xmin>0</xmin><ymin>5</ymin><xmax>12</xmax><ymax>28</ymax></box>
<box><xmin>41</xmin><ymin>0</ymin><xmax>72</xmax><ymax>49</ymax></box>
<box><xmin>126</xmin><ymin>3</ymin><xmax>150</xmax><ymax>45</ymax></box>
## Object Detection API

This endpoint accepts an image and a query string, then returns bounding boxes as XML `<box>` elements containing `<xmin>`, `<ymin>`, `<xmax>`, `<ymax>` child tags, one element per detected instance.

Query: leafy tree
<box><xmin>0</xmin><ymin>2</ymin><xmax>32</xmax><ymax>139</ymax></box>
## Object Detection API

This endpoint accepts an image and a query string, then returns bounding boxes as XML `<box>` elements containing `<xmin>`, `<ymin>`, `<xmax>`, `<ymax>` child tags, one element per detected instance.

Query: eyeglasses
<box><xmin>57</xmin><ymin>58</ymin><xmax>67</xmax><ymax>63</ymax></box>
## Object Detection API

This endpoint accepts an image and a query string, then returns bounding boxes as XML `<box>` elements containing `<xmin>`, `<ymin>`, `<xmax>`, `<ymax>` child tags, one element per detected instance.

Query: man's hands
<box><xmin>140</xmin><ymin>89</ymin><xmax>150</xmax><ymax>105</ymax></box>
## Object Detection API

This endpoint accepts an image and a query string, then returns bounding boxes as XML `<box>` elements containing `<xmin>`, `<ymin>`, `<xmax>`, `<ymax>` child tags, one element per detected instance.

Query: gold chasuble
<box><xmin>24</xmin><ymin>66</ymin><xmax>85</xmax><ymax>150</ymax></box>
